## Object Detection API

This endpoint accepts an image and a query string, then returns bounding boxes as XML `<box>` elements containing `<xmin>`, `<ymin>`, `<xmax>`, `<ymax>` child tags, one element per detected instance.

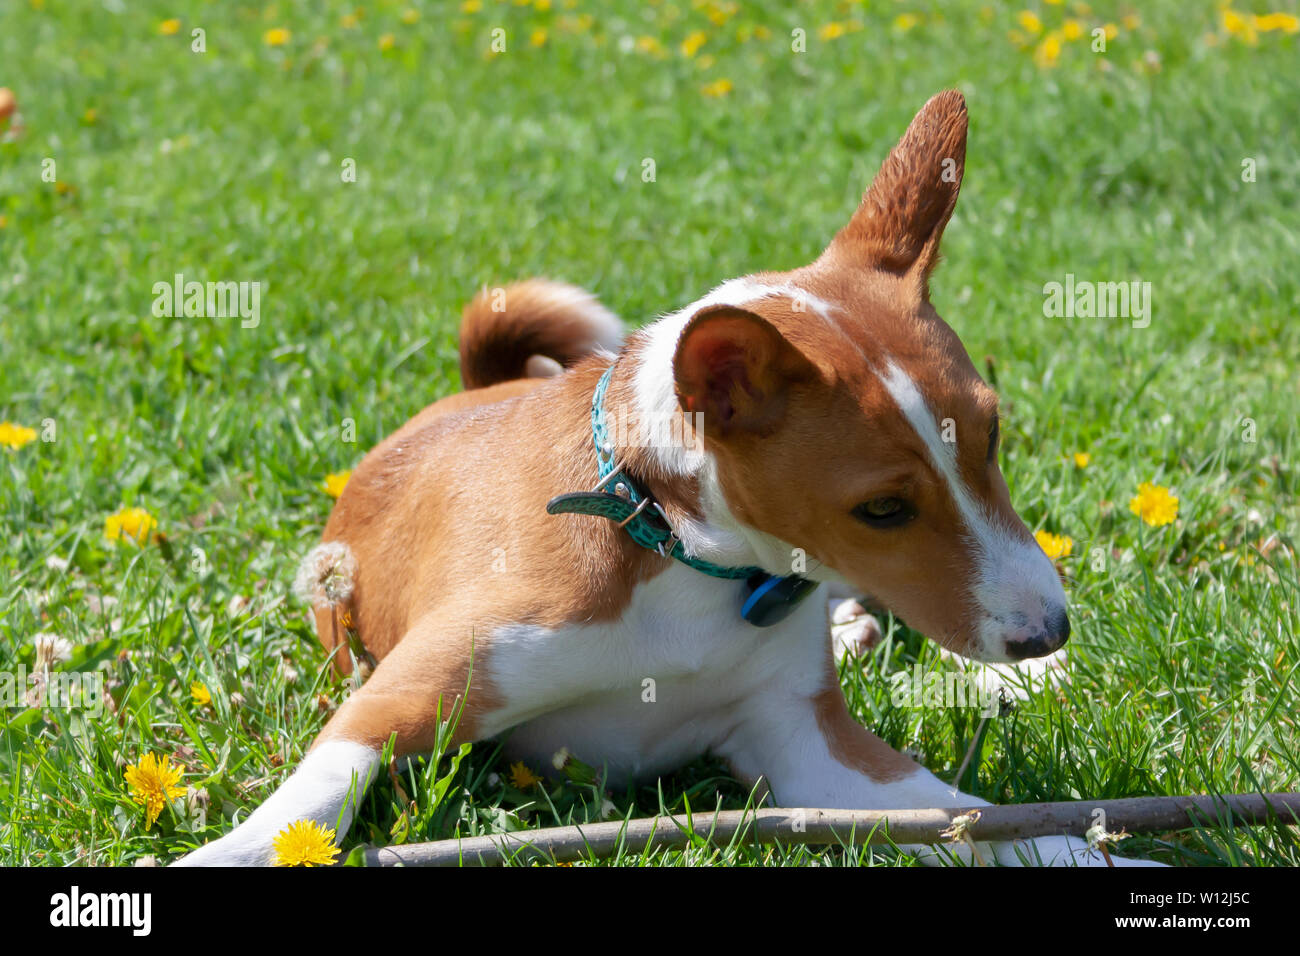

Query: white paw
<box><xmin>904</xmin><ymin>833</ymin><xmax>1165</xmax><ymax>867</ymax></box>
<box><xmin>171</xmin><ymin>742</ymin><xmax>379</xmax><ymax>866</ymax></box>
<box><xmin>986</xmin><ymin>834</ymin><xmax>1167</xmax><ymax>867</ymax></box>
<box><xmin>830</xmin><ymin>599</ymin><xmax>882</xmax><ymax>660</ymax></box>
<box><xmin>171</xmin><ymin>815</ymin><xmax>289</xmax><ymax>867</ymax></box>
<box><xmin>937</xmin><ymin>646</ymin><xmax>1070</xmax><ymax>702</ymax></box>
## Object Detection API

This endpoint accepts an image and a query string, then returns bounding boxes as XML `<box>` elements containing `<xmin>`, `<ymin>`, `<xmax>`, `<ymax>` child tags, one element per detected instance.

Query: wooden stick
<box><xmin>362</xmin><ymin>791</ymin><xmax>1300</xmax><ymax>867</ymax></box>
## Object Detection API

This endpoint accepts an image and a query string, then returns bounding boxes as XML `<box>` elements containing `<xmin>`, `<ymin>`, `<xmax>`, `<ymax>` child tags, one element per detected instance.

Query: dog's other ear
<box><xmin>827</xmin><ymin>89</ymin><xmax>967</xmax><ymax>296</ymax></box>
<box><xmin>673</xmin><ymin>305</ymin><xmax>814</xmax><ymax>439</ymax></box>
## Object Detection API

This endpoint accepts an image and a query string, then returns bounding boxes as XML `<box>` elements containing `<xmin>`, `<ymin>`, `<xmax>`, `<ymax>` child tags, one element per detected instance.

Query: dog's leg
<box><xmin>172</xmin><ymin>739</ymin><xmax>379</xmax><ymax>867</ymax></box>
<box><xmin>721</xmin><ymin>675</ymin><xmax>1163</xmax><ymax>867</ymax></box>
<box><xmin>175</xmin><ymin>615</ymin><xmax>503</xmax><ymax>866</ymax></box>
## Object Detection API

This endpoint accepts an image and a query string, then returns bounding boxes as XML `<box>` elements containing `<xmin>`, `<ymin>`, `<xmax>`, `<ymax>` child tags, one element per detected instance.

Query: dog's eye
<box><xmin>987</xmin><ymin>415</ymin><xmax>1000</xmax><ymax>464</ymax></box>
<box><xmin>852</xmin><ymin>497</ymin><xmax>914</xmax><ymax>528</ymax></box>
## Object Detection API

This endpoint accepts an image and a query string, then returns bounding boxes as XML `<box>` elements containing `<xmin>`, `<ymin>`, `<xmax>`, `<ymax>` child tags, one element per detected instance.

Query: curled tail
<box><xmin>458</xmin><ymin>279</ymin><xmax>624</xmax><ymax>390</ymax></box>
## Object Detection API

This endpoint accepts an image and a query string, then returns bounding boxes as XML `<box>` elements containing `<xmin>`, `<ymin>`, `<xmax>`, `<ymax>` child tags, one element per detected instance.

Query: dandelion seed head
<box><xmin>33</xmin><ymin>632</ymin><xmax>73</xmax><ymax>669</ymax></box>
<box><xmin>292</xmin><ymin>542</ymin><xmax>358</xmax><ymax>608</ymax></box>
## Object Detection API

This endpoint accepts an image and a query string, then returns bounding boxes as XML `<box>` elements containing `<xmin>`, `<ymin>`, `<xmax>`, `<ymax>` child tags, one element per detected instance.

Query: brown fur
<box><xmin>458</xmin><ymin>279</ymin><xmax>619</xmax><ymax>389</ymax></box>
<box><xmin>312</xmin><ymin>357</ymin><xmax>711</xmax><ymax>749</ymax></box>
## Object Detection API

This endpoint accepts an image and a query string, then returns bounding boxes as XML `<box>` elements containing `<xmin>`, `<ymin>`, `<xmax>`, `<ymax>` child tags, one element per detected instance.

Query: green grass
<box><xmin>1</xmin><ymin>0</ymin><xmax>1298</xmax><ymax>866</ymax></box>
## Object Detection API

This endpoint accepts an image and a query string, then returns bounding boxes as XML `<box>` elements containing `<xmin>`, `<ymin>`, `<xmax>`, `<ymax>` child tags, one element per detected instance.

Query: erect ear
<box><xmin>827</xmin><ymin>89</ymin><xmax>967</xmax><ymax>295</ymax></box>
<box><xmin>673</xmin><ymin>305</ymin><xmax>814</xmax><ymax>439</ymax></box>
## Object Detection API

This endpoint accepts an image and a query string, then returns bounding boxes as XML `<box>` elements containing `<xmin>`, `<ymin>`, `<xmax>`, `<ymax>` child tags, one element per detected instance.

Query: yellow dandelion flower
<box><xmin>1018</xmin><ymin>10</ymin><xmax>1043</xmax><ymax>34</ymax></box>
<box><xmin>341</xmin><ymin>13</ymin><xmax>359</xmax><ymax>28</ymax></box>
<box><xmin>1121</xmin><ymin>14</ymin><xmax>1141</xmax><ymax>31</ymax></box>
<box><xmin>1255</xmin><ymin>12</ymin><xmax>1299</xmax><ymax>34</ymax></box>
<box><xmin>508</xmin><ymin>761</ymin><xmax>542</xmax><ymax>789</ymax></box>
<box><xmin>159</xmin><ymin>18</ymin><xmax>181</xmax><ymax>36</ymax></box>
<box><xmin>105</xmin><ymin>507</ymin><xmax>158</xmax><ymax>545</ymax></box>
<box><xmin>819</xmin><ymin>22</ymin><xmax>848</xmax><ymax>40</ymax></box>
<box><xmin>0</xmin><ymin>422</ymin><xmax>38</xmax><ymax>450</ymax></box>
<box><xmin>324</xmin><ymin>471</ymin><xmax>352</xmax><ymax>498</ymax></box>
<box><xmin>83</xmin><ymin>107</ymin><xmax>98</xmax><ymax>124</ymax></box>
<box><xmin>1102</xmin><ymin>22</ymin><xmax>1118</xmax><ymax>40</ymax></box>
<box><xmin>190</xmin><ymin>682</ymin><xmax>211</xmax><ymax>706</ymax></box>
<box><xmin>530</xmin><ymin>28</ymin><xmax>548</xmax><ymax>47</ymax></box>
<box><xmin>1129</xmin><ymin>482</ymin><xmax>1179</xmax><ymax>527</ymax></box>
<box><xmin>273</xmin><ymin>819</ymin><xmax>341</xmax><ymax>866</ymax></box>
<box><xmin>681</xmin><ymin>30</ymin><xmax>707</xmax><ymax>57</ymax></box>
<box><xmin>1034</xmin><ymin>530</ymin><xmax>1074</xmax><ymax>561</ymax></box>
<box><xmin>636</xmin><ymin>35</ymin><xmax>666</xmax><ymax>56</ymax></box>
<box><xmin>535</xmin><ymin>0</ymin><xmax>552</xmax><ymax>10</ymax></box>
<box><xmin>1033</xmin><ymin>30</ymin><xmax>1063</xmax><ymax>67</ymax></box>
<box><xmin>124</xmin><ymin>753</ymin><xmax>186</xmax><ymax>829</ymax></box>
<box><xmin>893</xmin><ymin>13</ymin><xmax>920</xmax><ymax>31</ymax></box>
<box><xmin>1062</xmin><ymin>18</ymin><xmax>1084</xmax><ymax>40</ymax></box>
<box><xmin>378</xmin><ymin>32</ymin><xmax>396</xmax><ymax>51</ymax></box>
<box><xmin>1225</xmin><ymin>9</ymin><xmax>1251</xmax><ymax>34</ymax></box>
<box><xmin>753</xmin><ymin>25</ymin><xmax>771</xmax><ymax>40</ymax></box>
<box><xmin>700</xmin><ymin>77</ymin><xmax>733</xmax><ymax>98</ymax></box>
<box><xmin>264</xmin><ymin>27</ymin><xmax>291</xmax><ymax>46</ymax></box>
<box><xmin>400</xmin><ymin>8</ymin><xmax>419</xmax><ymax>24</ymax></box>
<box><xmin>1072</xmin><ymin>452</ymin><xmax>1091</xmax><ymax>468</ymax></box>
<box><xmin>461</xmin><ymin>0</ymin><xmax>482</xmax><ymax>11</ymax></box>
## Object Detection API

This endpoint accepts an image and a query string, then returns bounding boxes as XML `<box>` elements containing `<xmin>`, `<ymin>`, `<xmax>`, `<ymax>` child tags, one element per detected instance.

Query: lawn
<box><xmin>1</xmin><ymin>0</ymin><xmax>1297</xmax><ymax>866</ymax></box>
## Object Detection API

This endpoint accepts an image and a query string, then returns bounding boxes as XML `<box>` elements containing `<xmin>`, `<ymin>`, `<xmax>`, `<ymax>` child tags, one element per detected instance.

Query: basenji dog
<box><xmin>178</xmin><ymin>91</ymin><xmax>1159</xmax><ymax>867</ymax></box>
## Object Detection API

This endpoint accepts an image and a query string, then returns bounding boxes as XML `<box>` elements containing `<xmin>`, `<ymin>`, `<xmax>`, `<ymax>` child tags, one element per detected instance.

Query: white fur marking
<box><xmin>623</xmin><ymin>279</ymin><xmax>841</xmax><ymax>572</ymax></box>
<box><xmin>875</xmin><ymin>361</ymin><xmax>1066</xmax><ymax>659</ymax></box>
<box><xmin>173</xmin><ymin>741</ymin><xmax>379</xmax><ymax>866</ymax></box>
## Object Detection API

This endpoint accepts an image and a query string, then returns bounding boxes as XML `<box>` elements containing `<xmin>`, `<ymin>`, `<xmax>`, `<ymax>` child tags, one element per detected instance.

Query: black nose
<box><xmin>1005</xmin><ymin>610</ymin><xmax>1070</xmax><ymax>660</ymax></box>
<box><xmin>1050</xmin><ymin>608</ymin><xmax>1071</xmax><ymax>645</ymax></box>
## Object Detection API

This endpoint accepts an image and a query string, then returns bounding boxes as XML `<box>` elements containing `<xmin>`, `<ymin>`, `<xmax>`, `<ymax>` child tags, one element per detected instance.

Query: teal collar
<box><xmin>546</xmin><ymin>364</ymin><xmax>819</xmax><ymax>627</ymax></box>
<box><xmin>546</xmin><ymin>364</ymin><xmax>760</xmax><ymax>579</ymax></box>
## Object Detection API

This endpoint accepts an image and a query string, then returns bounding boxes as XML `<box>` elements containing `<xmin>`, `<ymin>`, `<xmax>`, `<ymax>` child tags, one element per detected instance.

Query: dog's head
<box><xmin>673</xmin><ymin>91</ymin><xmax>1066</xmax><ymax>663</ymax></box>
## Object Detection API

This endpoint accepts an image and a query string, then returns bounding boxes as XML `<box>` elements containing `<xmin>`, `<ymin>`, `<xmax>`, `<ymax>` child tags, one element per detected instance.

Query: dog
<box><xmin>177</xmin><ymin>91</ymin><xmax>1159</xmax><ymax>867</ymax></box>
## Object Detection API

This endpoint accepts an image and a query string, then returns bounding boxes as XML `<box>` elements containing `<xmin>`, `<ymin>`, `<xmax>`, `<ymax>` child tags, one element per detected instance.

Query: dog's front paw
<box><xmin>987</xmin><ymin>834</ymin><xmax>1166</xmax><ymax>867</ymax></box>
<box><xmin>905</xmin><ymin>833</ymin><xmax>1166</xmax><ymax>867</ymax></box>
<box><xmin>170</xmin><ymin>822</ymin><xmax>279</xmax><ymax>867</ymax></box>
<box><xmin>830</xmin><ymin>599</ymin><xmax>882</xmax><ymax>659</ymax></box>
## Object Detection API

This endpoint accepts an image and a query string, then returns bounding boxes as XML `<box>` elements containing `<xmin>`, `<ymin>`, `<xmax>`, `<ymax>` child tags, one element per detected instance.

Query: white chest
<box><xmin>487</xmin><ymin>566</ymin><xmax>829</xmax><ymax>782</ymax></box>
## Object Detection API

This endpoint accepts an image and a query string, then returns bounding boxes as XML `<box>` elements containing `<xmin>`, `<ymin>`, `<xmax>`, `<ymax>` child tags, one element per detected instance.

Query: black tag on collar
<box><xmin>740</xmin><ymin>572</ymin><xmax>818</xmax><ymax>627</ymax></box>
